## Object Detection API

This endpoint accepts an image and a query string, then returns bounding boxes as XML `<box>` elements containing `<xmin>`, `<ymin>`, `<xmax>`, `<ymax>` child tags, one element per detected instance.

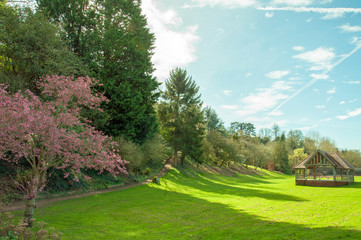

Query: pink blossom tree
<box><xmin>0</xmin><ymin>76</ymin><xmax>127</xmax><ymax>227</ymax></box>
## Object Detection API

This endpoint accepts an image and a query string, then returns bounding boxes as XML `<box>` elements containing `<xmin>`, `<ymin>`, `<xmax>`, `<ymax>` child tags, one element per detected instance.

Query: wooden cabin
<box><xmin>293</xmin><ymin>149</ymin><xmax>355</xmax><ymax>186</ymax></box>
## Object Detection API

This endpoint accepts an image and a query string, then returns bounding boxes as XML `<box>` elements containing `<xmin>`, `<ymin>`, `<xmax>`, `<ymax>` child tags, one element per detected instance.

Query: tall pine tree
<box><xmin>158</xmin><ymin>68</ymin><xmax>205</xmax><ymax>165</ymax></box>
<box><xmin>37</xmin><ymin>0</ymin><xmax>159</xmax><ymax>143</ymax></box>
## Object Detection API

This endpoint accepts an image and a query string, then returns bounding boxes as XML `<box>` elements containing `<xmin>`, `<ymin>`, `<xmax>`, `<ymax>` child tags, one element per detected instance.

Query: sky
<box><xmin>141</xmin><ymin>0</ymin><xmax>361</xmax><ymax>150</ymax></box>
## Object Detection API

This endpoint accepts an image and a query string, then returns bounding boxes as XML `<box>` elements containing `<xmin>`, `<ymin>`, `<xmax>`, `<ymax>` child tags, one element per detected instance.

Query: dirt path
<box><xmin>1</xmin><ymin>163</ymin><xmax>172</xmax><ymax>213</ymax></box>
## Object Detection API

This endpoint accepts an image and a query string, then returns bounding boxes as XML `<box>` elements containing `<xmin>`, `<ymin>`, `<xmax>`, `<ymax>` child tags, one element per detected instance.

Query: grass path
<box><xmin>35</xmin><ymin>167</ymin><xmax>361</xmax><ymax>239</ymax></box>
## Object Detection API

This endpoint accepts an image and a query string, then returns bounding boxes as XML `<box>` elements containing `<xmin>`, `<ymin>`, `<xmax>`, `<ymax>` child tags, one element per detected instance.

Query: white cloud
<box><xmin>322</xmin><ymin>11</ymin><xmax>344</xmax><ymax>19</ymax></box>
<box><xmin>292</xmin><ymin>46</ymin><xmax>304</xmax><ymax>51</ymax></box>
<box><xmin>339</xmin><ymin>101</ymin><xmax>346</xmax><ymax>105</ymax></box>
<box><xmin>268</xmin><ymin>110</ymin><xmax>284</xmax><ymax>116</ymax></box>
<box><xmin>310</xmin><ymin>73</ymin><xmax>329</xmax><ymax>80</ymax></box>
<box><xmin>327</xmin><ymin>87</ymin><xmax>336</xmax><ymax>94</ymax></box>
<box><xmin>223</xmin><ymin>90</ymin><xmax>232</xmax><ymax>96</ymax></box>
<box><xmin>141</xmin><ymin>0</ymin><xmax>199</xmax><ymax>82</ymax></box>
<box><xmin>298</xmin><ymin>124</ymin><xmax>319</xmax><ymax>131</ymax></box>
<box><xmin>293</xmin><ymin>47</ymin><xmax>335</xmax><ymax>71</ymax></box>
<box><xmin>315</xmin><ymin>105</ymin><xmax>325</xmax><ymax>109</ymax></box>
<box><xmin>265</xmin><ymin>70</ymin><xmax>290</xmax><ymax>79</ymax></box>
<box><xmin>221</xmin><ymin>105</ymin><xmax>239</xmax><ymax>110</ymax></box>
<box><xmin>236</xmin><ymin>81</ymin><xmax>292</xmax><ymax>117</ymax></box>
<box><xmin>258</xmin><ymin>7</ymin><xmax>361</xmax><ymax>19</ymax></box>
<box><xmin>337</xmin><ymin>108</ymin><xmax>361</xmax><ymax>120</ymax></box>
<box><xmin>265</xmin><ymin>12</ymin><xmax>274</xmax><ymax>18</ymax></box>
<box><xmin>338</xmin><ymin>23</ymin><xmax>361</xmax><ymax>33</ymax></box>
<box><xmin>272</xmin><ymin>0</ymin><xmax>313</xmax><ymax>6</ymax></box>
<box><xmin>320</xmin><ymin>118</ymin><xmax>332</xmax><ymax>122</ymax></box>
<box><xmin>346</xmin><ymin>80</ymin><xmax>360</xmax><ymax>85</ymax></box>
<box><xmin>245</xmin><ymin>72</ymin><xmax>252</xmax><ymax>77</ymax></box>
<box><xmin>190</xmin><ymin>0</ymin><xmax>257</xmax><ymax>8</ymax></box>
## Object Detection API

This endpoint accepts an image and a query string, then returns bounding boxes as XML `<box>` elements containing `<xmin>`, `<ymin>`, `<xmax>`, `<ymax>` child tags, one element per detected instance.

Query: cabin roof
<box><xmin>293</xmin><ymin>149</ymin><xmax>355</xmax><ymax>170</ymax></box>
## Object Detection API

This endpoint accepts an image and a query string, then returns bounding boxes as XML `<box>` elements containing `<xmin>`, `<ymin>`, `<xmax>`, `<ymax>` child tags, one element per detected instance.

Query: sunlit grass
<box><xmin>36</xmin><ymin>167</ymin><xmax>361</xmax><ymax>239</ymax></box>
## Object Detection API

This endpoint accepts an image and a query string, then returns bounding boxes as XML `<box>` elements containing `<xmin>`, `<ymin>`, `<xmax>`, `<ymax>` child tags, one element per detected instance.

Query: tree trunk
<box><xmin>173</xmin><ymin>149</ymin><xmax>178</xmax><ymax>166</ymax></box>
<box><xmin>180</xmin><ymin>153</ymin><xmax>186</xmax><ymax>165</ymax></box>
<box><xmin>24</xmin><ymin>198</ymin><xmax>36</xmax><ymax>227</ymax></box>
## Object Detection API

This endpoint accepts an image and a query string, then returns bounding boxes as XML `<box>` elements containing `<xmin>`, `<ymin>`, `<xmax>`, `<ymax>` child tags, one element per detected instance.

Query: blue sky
<box><xmin>142</xmin><ymin>0</ymin><xmax>361</xmax><ymax>150</ymax></box>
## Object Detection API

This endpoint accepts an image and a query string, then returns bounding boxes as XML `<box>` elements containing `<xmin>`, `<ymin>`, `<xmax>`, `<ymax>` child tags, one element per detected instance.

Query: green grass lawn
<box><xmin>35</xmin><ymin>167</ymin><xmax>361</xmax><ymax>239</ymax></box>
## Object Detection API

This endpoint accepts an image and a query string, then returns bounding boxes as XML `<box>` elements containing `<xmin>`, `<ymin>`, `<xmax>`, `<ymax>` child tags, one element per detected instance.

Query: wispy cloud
<box><xmin>327</xmin><ymin>87</ymin><xmax>336</xmax><ymax>94</ymax></box>
<box><xmin>272</xmin><ymin>0</ymin><xmax>313</xmax><ymax>6</ymax></box>
<box><xmin>337</xmin><ymin>108</ymin><xmax>361</xmax><ymax>120</ymax></box>
<box><xmin>223</xmin><ymin>90</ymin><xmax>232</xmax><ymax>96</ymax></box>
<box><xmin>310</xmin><ymin>73</ymin><xmax>329</xmax><ymax>79</ymax></box>
<box><xmin>142</xmin><ymin>0</ymin><xmax>199</xmax><ymax>82</ymax></box>
<box><xmin>258</xmin><ymin>6</ymin><xmax>361</xmax><ymax>19</ymax></box>
<box><xmin>237</xmin><ymin>81</ymin><xmax>292</xmax><ymax>117</ymax></box>
<box><xmin>265</xmin><ymin>12</ymin><xmax>274</xmax><ymax>18</ymax></box>
<box><xmin>293</xmin><ymin>47</ymin><xmax>335</xmax><ymax>71</ymax></box>
<box><xmin>292</xmin><ymin>46</ymin><xmax>305</xmax><ymax>51</ymax></box>
<box><xmin>315</xmin><ymin>105</ymin><xmax>326</xmax><ymax>109</ymax></box>
<box><xmin>320</xmin><ymin>118</ymin><xmax>332</xmax><ymax>122</ymax></box>
<box><xmin>345</xmin><ymin>80</ymin><xmax>360</xmax><ymax>85</ymax></box>
<box><xmin>265</xmin><ymin>70</ymin><xmax>290</xmax><ymax>79</ymax></box>
<box><xmin>273</xmin><ymin>44</ymin><xmax>361</xmax><ymax>112</ymax></box>
<box><xmin>338</xmin><ymin>23</ymin><xmax>361</xmax><ymax>33</ymax></box>
<box><xmin>189</xmin><ymin>0</ymin><xmax>257</xmax><ymax>8</ymax></box>
<box><xmin>221</xmin><ymin>105</ymin><xmax>239</xmax><ymax>110</ymax></box>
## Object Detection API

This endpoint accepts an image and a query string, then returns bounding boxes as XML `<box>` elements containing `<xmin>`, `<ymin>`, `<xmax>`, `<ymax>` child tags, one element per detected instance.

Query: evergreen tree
<box><xmin>158</xmin><ymin>68</ymin><xmax>204</xmax><ymax>165</ymax></box>
<box><xmin>37</xmin><ymin>0</ymin><xmax>159</xmax><ymax>143</ymax></box>
<box><xmin>204</xmin><ymin>106</ymin><xmax>224</xmax><ymax>131</ymax></box>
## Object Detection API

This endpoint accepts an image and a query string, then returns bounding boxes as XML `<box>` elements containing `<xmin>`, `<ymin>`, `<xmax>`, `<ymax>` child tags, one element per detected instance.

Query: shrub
<box><xmin>141</xmin><ymin>134</ymin><xmax>170</xmax><ymax>166</ymax></box>
<box><xmin>116</xmin><ymin>137</ymin><xmax>145</xmax><ymax>175</ymax></box>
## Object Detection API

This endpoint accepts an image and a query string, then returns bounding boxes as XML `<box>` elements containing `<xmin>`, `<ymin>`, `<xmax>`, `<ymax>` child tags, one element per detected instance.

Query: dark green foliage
<box><xmin>158</xmin><ymin>68</ymin><xmax>205</xmax><ymax>165</ymax></box>
<box><xmin>0</xmin><ymin>5</ymin><xmax>88</xmax><ymax>93</ymax></box>
<box><xmin>286</xmin><ymin>130</ymin><xmax>304</xmax><ymax>152</ymax></box>
<box><xmin>204</xmin><ymin>106</ymin><xmax>224</xmax><ymax>131</ymax></box>
<box><xmin>273</xmin><ymin>134</ymin><xmax>291</xmax><ymax>174</ymax></box>
<box><xmin>37</xmin><ymin>0</ymin><xmax>159</xmax><ymax>143</ymax></box>
<box><xmin>230</xmin><ymin>122</ymin><xmax>256</xmax><ymax>136</ymax></box>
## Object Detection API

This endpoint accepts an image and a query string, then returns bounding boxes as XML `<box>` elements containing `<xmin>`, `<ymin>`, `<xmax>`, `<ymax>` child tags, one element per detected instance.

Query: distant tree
<box><xmin>319</xmin><ymin>137</ymin><xmax>338</xmax><ymax>152</ymax></box>
<box><xmin>272</xmin><ymin>123</ymin><xmax>281</xmax><ymax>140</ymax></box>
<box><xmin>204</xmin><ymin>106</ymin><xmax>224</xmax><ymax>131</ymax></box>
<box><xmin>229</xmin><ymin>122</ymin><xmax>256</xmax><ymax>136</ymax></box>
<box><xmin>259</xmin><ymin>128</ymin><xmax>272</xmax><ymax>144</ymax></box>
<box><xmin>286</xmin><ymin>130</ymin><xmax>304</xmax><ymax>152</ymax></box>
<box><xmin>205</xmin><ymin>129</ymin><xmax>240</xmax><ymax>167</ymax></box>
<box><xmin>273</xmin><ymin>134</ymin><xmax>290</xmax><ymax>174</ymax></box>
<box><xmin>289</xmin><ymin>148</ymin><xmax>308</xmax><ymax>168</ymax></box>
<box><xmin>340</xmin><ymin>150</ymin><xmax>361</xmax><ymax>168</ymax></box>
<box><xmin>0</xmin><ymin>76</ymin><xmax>127</xmax><ymax>227</ymax></box>
<box><xmin>303</xmin><ymin>137</ymin><xmax>317</xmax><ymax>154</ymax></box>
<box><xmin>0</xmin><ymin>5</ymin><xmax>88</xmax><ymax>93</ymax></box>
<box><xmin>158</xmin><ymin>68</ymin><xmax>204</xmax><ymax>165</ymax></box>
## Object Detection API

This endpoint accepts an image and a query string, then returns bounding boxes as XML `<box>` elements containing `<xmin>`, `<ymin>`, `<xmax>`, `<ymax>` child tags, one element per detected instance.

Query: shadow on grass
<box><xmin>165</xmin><ymin>169</ymin><xmax>305</xmax><ymax>202</ymax></box>
<box><xmin>37</xmin><ymin>182</ymin><xmax>361</xmax><ymax>240</ymax></box>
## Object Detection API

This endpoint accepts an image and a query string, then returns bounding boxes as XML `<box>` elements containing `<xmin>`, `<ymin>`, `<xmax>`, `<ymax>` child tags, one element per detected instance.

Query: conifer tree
<box><xmin>158</xmin><ymin>68</ymin><xmax>205</xmax><ymax>165</ymax></box>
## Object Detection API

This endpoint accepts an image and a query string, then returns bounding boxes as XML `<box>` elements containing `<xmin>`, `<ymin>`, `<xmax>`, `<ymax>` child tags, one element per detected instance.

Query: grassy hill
<box><xmin>35</xmin><ymin>165</ymin><xmax>361</xmax><ymax>239</ymax></box>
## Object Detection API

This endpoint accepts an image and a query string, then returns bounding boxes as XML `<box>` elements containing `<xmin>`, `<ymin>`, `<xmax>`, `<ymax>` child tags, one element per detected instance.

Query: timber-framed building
<box><xmin>294</xmin><ymin>149</ymin><xmax>355</xmax><ymax>187</ymax></box>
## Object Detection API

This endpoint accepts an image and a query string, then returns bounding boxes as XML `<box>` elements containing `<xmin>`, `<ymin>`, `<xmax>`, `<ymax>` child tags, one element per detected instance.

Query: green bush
<box><xmin>141</xmin><ymin>134</ymin><xmax>170</xmax><ymax>166</ymax></box>
<box><xmin>115</xmin><ymin>137</ymin><xmax>145</xmax><ymax>175</ymax></box>
<box><xmin>142</xmin><ymin>168</ymin><xmax>151</xmax><ymax>176</ymax></box>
